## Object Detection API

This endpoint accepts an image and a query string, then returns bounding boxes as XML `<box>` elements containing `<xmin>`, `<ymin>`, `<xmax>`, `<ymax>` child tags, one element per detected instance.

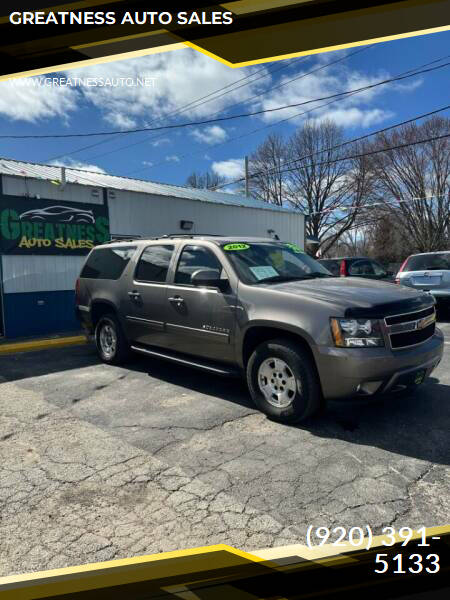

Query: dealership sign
<box><xmin>0</xmin><ymin>195</ymin><xmax>109</xmax><ymax>254</ymax></box>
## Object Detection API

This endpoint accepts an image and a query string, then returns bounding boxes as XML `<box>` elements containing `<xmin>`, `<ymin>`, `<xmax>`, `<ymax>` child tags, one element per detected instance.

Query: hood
<box><xmin>264</xmin><ymin>277</ymin><xmax>435</xmax><ymax>317</ymax></box>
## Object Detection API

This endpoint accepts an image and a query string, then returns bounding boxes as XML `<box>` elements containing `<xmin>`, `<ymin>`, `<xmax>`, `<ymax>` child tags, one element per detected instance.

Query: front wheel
<box><xmin>247</xmin><ymin>339</ymin><xmax>323</xmax><ymax>424</ymax></box>
<box><xmin>95</xmin><ymin>313</ymin><xmax>131</xmax><ymax>365</ymax></box>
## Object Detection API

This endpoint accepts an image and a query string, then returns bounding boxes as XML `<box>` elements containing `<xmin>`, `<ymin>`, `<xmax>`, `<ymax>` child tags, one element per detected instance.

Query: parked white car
<box><xmin>396</xmin><ymin>251</ymin><xmax>450</xmax><ymax>308</ymax></box>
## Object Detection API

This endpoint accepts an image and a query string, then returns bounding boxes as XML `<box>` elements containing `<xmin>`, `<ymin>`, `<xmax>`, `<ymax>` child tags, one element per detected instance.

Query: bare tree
<box><xmin>286</xmin><ymin>121</ymin><xmax>373</xmax><ymax>255</ymax></box>
<box><xmin>369</xmin><ymin>117</ymin><xmax>450</xmax><ymax>252</ymax></box>
<box><xmin>186</xmin><ymin>170</ymin><xmax>224</xmax><ymax>190</ymax></box>
<box><xmin>248</xmin><ymin>133</ymin><xmax>287</xmax><ymax>206</ymax></box>
<box><xmin>362</xmin><ymin>210</ymin><xmax>417</xmax><ymax>263</ymax></box>
<box><xmin>338</xmin><ymin>225</ymin><xmax>371</xmax><ymax>257</ymax></box>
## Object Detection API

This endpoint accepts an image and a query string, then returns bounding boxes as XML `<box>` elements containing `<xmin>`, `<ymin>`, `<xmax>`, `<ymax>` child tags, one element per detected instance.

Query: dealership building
<box><xmin>0</xmin><ymin>158</ymin><xmax>304</xmax><ymax>339</ymax></box>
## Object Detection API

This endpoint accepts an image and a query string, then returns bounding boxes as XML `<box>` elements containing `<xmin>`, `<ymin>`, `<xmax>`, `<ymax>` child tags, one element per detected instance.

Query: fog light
<box><xmin>357</xmin><ymin>381</ymin><xmax>383</xmax><ymax>395</ymax></box>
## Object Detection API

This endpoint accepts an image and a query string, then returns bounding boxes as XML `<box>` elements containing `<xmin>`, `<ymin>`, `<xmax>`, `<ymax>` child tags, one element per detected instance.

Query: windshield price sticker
<box><xmin>249</xmin><ymin>265</ymin><xmax>279</xmax><ymax>281</ymax></box>
<box><xmin>285</xmin><ymin>242</ymin><xmax>304</xmax><ymax>253</ymax></box>
<box><xmin>223</xmin><ymin>243</ymin><xmax>250</xmax><ymax>251</ymax></box>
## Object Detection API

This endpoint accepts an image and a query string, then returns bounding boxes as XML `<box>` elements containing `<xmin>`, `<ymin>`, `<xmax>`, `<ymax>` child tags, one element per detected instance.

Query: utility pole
<box><xmin>244</xmin><ymin>155</ymin><xmax>249</xmax><ymax>197</ymax></box>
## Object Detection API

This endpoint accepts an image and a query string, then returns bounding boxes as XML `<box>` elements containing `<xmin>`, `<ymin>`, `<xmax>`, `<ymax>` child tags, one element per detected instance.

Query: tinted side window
<box><xmin>81</xmin><ymin>246</ymin><xmax>136</xmax><ymax>280</ymax></box>
<box><xmin>371</xmin><ymin>260</ymin><xmax>387</xmax><ymax>276</ymax></box>
<box><xmin>135</xmin><ymin>245</ymin><xmax>174</xmax><ymax>283</ymax></box>
<box><xmin>320</xmin><ymin>260</ymin><xmax>339</xmax><ymax>276</ymax></box>
<box><xmin>348</xmin><ymin>260</ymin><xmax>374</xmax><ymax>276</ymax></box>
<box><xmin>175</xmin><ymin>245</ymin><xmax>223</xmax><ymax>285</ymax></box>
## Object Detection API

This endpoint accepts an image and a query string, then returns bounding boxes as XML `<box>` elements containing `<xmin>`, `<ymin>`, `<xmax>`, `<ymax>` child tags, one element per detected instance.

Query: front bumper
<box><xmin>314</xmin><ymin>328</ymin><xmax>444</xmax><ymax>400</ymax></box>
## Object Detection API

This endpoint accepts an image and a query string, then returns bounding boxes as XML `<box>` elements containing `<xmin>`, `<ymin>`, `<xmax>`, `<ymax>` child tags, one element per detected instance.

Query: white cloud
<box><xmin>191</xmin><ymin>125</ymin><xmax>228</xmax><ymax>145</ymax></box>
<box><xmin>313</xmin><ymin>107</ymin><xmax>393</xmax><ymax>128</ymax></box>
<box><xmin>0</xmin><ymin>47</ymin><xmax>423</xmax><ymax>140</ymax></box>
<box><xmin>49</xmin><ymin>158</ymin><xmax>106</xmax><ymax>173</ymax></box>
<box><xmin>165</xmin><ymin>154</ymin><xmax>180</xmax><ymax>162</ymax></box>
<box><xmin>0</xmin><ymin>78</ymin><xmax>77</xmax><ymax>122</ymax></box>
<box><xmin>0</xmin><ymin>47</ymin><xmax>268</xmax><ymax>128</ymax></box>
<box><xmin>142</xmin><ymin>160</ymin><xmax>153</xmax><ymax>166</ymax></box>
<box><xmin>212</xmin><ymin>158</ymin><xmax>244</xmax><ymax>180</ymax></box>
<box><xmin>70</xmin><ymin>48</ymin><xmax>269</xmax><ymax>127</ymax></box>
<box><xmin>151</xmin><ymin>137</ymin><xmax>170</xmax><ymax>147</ymax></box>
<box><xmin>252</xmin><ymin>64</ymin><xmax>421</xmax><ymax>129</ymax></box>
<box><xmin>105</xmin><ymin>112</ymin><xmax>137</xmax><ymax>129</ymax></box>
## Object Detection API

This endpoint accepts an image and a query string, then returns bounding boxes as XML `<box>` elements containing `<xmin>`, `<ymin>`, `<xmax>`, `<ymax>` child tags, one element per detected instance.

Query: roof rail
<box><xmin>99</xmin><ymin>234</ymin><xmax>226</xmax><ymax>245</ymax></box>
<box><xmin>99</xmin><ymin>236</ymin><xmax>143</xmax><ymax>244</ymax></box>
<box><xmin>159</xmin><ymin>233</ymin><xmax>225</xmax><ymax>239</ymax></box>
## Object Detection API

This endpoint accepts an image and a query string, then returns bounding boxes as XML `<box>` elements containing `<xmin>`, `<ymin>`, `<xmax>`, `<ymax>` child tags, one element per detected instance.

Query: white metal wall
<box><xmin>107</xmin><ymin>190</ymin><xmax>304</xmax><ymax>246</ymax></box>
<box><xmin>1</xmin><ymin>176</ymin><xmax>104</xmax><ymax>205</ymax></box>
<box><xmin>1</xmin><ymin>255</ymin><xmax>84</xmax><ymax>294</ymax></box>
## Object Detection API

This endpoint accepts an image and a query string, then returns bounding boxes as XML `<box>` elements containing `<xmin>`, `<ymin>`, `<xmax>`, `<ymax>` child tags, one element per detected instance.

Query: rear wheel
<box><xmin>247</xmin><ymin>338</ymin><xmax>323</xmax><ymax>424</ymax></box>
<box><xmin>95</xmin><ymin>313</ymin><xmax>131</xmax><ymax>365</ymax></box>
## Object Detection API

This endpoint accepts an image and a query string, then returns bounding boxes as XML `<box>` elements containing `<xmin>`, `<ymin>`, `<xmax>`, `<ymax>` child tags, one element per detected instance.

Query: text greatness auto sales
<box><xmin>8</xmin><ymin>11</ymin><xmax>234</xmax><ymax>26</ymax></box>
<box><xmin>0</xmin><ymin>197</ymin><xmax>109</xmax><ymax>254</ymax></box>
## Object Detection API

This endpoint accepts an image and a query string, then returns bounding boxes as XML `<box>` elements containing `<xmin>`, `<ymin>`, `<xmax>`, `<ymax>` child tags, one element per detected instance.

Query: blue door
<box><xmin>0</xmin><ymin>257</ymin><xmax>4</xmax><ymax>337</ymax></box>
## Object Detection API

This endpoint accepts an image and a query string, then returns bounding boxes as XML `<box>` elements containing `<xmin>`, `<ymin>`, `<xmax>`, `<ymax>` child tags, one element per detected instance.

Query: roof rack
<box><xmin>159</xmin><ymin>234</ymin><xmax>225</xmax><ymax>239</ymax></box>
<box><xmin>98</xmin><ymin>236</ymin><xmax>143</xmax><ymax>245</ymax></box>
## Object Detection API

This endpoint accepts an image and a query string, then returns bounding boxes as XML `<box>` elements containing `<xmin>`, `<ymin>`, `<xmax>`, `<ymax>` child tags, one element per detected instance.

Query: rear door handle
<box><xmin>168</xmin><ymin>296</ymin><xmax>184</xmax><ymax>304</ymax></box>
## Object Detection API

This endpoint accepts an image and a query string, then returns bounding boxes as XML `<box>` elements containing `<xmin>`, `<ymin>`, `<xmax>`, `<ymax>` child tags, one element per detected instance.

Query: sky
<box><xmin>0</xmin><ymin>29</ymin><xmax>449</xmax><ymax>189</ymax></box>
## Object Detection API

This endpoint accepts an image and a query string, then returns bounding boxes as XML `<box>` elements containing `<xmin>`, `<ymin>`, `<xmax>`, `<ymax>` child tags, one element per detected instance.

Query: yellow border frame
<box><xmin>0</xmin><ymin>545</ymin><xmax>264</xmax><ymax>599</ymax></box>
<box><xmin>1</xmin><ymin>527</ymin><xmax>448</xmax><ymax>599</ymax></box>
<box><xmin>185</xmin><ymin>24</ymin><xmax>450</xmax><ymax>68</ymax></box>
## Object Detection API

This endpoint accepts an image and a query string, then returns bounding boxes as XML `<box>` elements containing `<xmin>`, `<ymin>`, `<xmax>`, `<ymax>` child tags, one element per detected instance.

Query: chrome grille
<box><xmin>385</xmin><ymin>306</ymin><xmax>436</xmax><ymax>349</ymax></box>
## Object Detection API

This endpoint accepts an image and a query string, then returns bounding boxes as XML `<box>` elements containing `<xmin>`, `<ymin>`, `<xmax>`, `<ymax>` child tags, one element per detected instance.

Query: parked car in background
<box><xmin>318</xmin><ymin>257</ymin><xmax>394</xmax><ymax>281</ymax></box>
<box><xmin>396</xmin><ymin>251</ymin><xmax>450</xmax><ymax>308</ymax></box>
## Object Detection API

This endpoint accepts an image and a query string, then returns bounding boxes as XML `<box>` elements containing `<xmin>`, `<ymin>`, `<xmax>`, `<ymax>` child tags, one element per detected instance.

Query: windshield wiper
<box><xmin>306</xmin><ymin>272</ymin><xmax>333</xmax><ymax>278</ymax></box>
<box><xmin>254</xmin><ymin>275</ymin><xmax>309</xmax><ymax>284</ymax></box>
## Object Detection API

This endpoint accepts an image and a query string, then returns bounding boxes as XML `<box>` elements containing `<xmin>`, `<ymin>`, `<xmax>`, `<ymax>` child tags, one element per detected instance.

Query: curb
<box><xmin>0</xmin><ymin>335</ymin><xmax>87</xmax><ymax>355</ymax></box>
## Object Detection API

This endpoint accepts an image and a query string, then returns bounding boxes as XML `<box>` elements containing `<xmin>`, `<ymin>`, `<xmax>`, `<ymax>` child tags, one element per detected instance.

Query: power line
<box><xmin>125</xmin><ymin>45</ymin><xmax>376</xmax><ymax>175</ymax></box>
<box><xmin>213</xmin><ymin>104</ymin><xmax>450</xmax><ymax>188</ymax></box>
<box><xmin>45</xmin><ymin>55</ymin><xmax>305</xmax><ymax>162</ymax></box>
<box><xmin>71</xmin><ymin>46</ymin><xmax>371</xmax><ymax>165</ymax></box>
<box><xmin>215</xmin><ymin>133</ymin><xmax>450</xmax><ymax>189</ymax></box>
<box><xmin>306</xmin><ymin>194</ymin><xmax>446</xmax><ymax>217</ymax></box>
<box><xmin>129</xmin><ymin>52</ymin><xmax>450</xmax><ymax>177</ymax></box>
<box><xmin>126</xmin><ymin>52</ymin><xmax>450</xmax><ymax>175</ymax></box>
<box><xmin>91</xmin><ymin>45</ymin><xmax>373</xmax><ymax>166</ymax></box>
<box><xmin>4</xmin><ymin>61</ymin><xmax>449</xmax><ymax>140</ymax></box>
<box><xmin>42</xmin><ymin>132</ymin><xmax>450</xmax><ymax>195</ymax></box>
<box><xmin>48</xmin><ymin>48</ymin><xmax>450</xmax><ymax>167</ymax></box>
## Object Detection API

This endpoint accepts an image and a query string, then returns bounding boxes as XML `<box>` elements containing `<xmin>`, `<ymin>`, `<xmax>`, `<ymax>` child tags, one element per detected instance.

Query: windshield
<box><xmin>406</xmin><ymin>253</ymin><xmax>450</xmax><ymax>271</ymax></box>
<box><xmin>221</xmin><ymin>241</ymin><xmax>333</xmax><ymax>284</ymax></box>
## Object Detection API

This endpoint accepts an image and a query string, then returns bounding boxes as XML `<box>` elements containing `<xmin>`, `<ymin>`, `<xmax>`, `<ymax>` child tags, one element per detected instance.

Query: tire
<box><xmin>95</xmin><ymin>313</ymin><xmax>131</xmax><ymax>365</ymax></box>
<box><xmin>247</xmin><ymin>338</ymin><xmax>323</xmax><ymax>424</ymax></box>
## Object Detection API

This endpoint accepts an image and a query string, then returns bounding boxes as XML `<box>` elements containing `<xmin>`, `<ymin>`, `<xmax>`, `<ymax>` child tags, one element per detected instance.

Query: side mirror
<box><xmin>191</xmin><ymin>269</ymin><xmax>228</xmax><ymax>291</ymax></box>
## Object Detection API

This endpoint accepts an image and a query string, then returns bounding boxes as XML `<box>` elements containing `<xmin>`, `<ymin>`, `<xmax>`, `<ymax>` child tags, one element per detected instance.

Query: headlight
<box><xmin>330</xmin><ymin>318</ymin><xmax>385</xmax><ymax>347</ymax></box>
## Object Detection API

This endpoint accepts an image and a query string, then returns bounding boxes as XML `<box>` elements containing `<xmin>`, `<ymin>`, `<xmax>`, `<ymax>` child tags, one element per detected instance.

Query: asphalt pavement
<box><xmin>0</xmin><ymin>319</ymin><xmax>449</xmax><ymax>576</ymax></box>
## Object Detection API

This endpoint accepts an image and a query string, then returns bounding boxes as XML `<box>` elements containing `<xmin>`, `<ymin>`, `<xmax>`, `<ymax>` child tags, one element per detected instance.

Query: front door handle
<box><xmin>128</xmin><ymin>291</ymin><xmax>141</xmax><ymax>299</ymax></box>
<box><xmin>168</xmin><ymin>296</ymin><xmax>184</xmax><ymax>305</ymax></box>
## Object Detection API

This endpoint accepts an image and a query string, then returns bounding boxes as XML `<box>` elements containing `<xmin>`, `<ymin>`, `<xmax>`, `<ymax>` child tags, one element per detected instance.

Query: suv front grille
<box><xmin>390</xmin><ymin>323</ymin><xmax>436</xmax><ymax>349</ymax></box>
<box><xmin>385</xmin><ymin>306</ymin><xmax>436</xmax><ymax>349</ymax></box>
<box><xmin>385</xmin><ymin>306</ymin><xmax>434</xmax><ymax>326</ymax></box>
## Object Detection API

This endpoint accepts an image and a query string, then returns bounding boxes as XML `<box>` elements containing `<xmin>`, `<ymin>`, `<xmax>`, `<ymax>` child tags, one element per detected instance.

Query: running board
<box><xmin>130</xmin><ymin>345</ymin><xmax>239</xmax><ymax>376</ymax></box>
